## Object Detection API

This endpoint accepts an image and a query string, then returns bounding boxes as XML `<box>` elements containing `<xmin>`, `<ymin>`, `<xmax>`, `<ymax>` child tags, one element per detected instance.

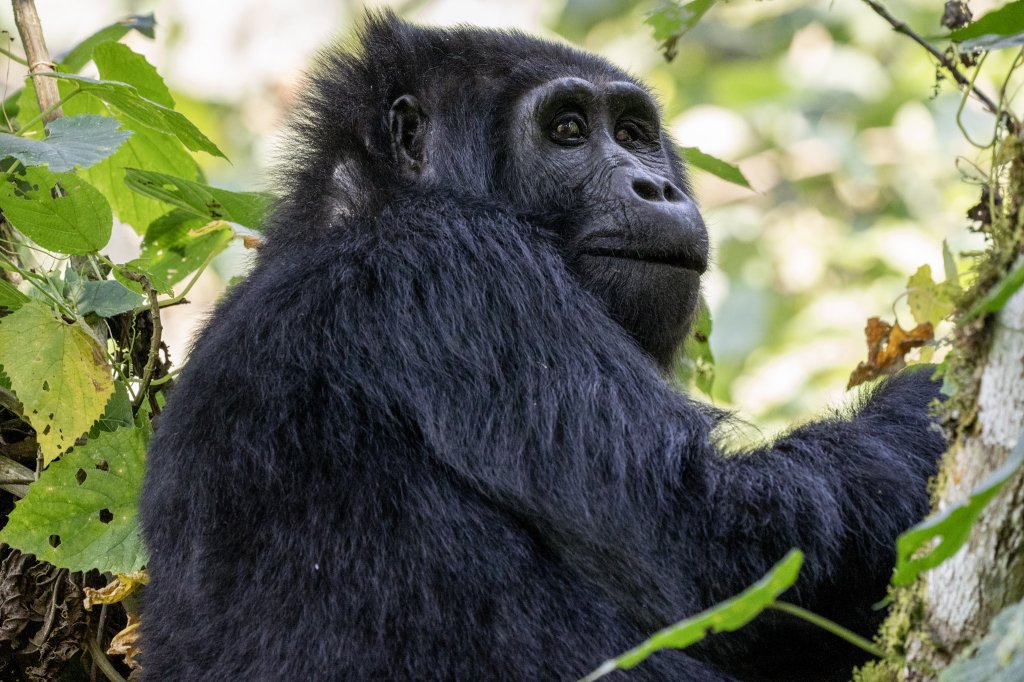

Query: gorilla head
<box><xmin>273</xmin><ymin>13</ymin><xmax>709</xmax><ymax>370</ymax></box>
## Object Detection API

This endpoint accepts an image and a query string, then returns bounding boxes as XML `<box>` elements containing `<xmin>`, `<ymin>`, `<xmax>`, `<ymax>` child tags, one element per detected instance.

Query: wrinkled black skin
<box><xmin>140</xmin><ymin>13</ymin><xmax>945</xmax><ymax>682</ymax></box>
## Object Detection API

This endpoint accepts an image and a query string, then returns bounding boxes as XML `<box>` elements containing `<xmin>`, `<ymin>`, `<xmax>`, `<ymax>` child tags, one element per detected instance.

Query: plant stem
<box><xmin>10</xmin><ymin>0</ymin><xmax>62</xmax><ymax>123</ymax></box>
<box><xmin>118</xmin><ymin>269</ymin><xmax>162</xmax><ymax>414</ymax></box>
<box><xmin>768</xmin><ymin>601</ymin><xmax>887</xmax><ymax>659</ymax></box>
<box><xmin>860</xmin><ymin>0</ymin><xmax>1017</xmax><ymax>133</ymax></box>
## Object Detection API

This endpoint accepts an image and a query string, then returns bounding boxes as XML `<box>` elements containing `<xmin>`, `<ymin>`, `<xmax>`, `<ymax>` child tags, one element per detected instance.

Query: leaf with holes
<box><xmin>132</xmin><ymin>209</ymin><xmax>234</xmax><ymax>289</ymax></box>
<box><xmin>0</xmin><ymin>114</ymin><xmax>131</xmax><ymax>172</ymax></box>
<box><xmin>0</xmin><ymin>424</ymin><xmax>148</xmax><ymax>574</ymax></box>
<box><xmin>580</xmin><ymin>550</ymin><xmax>803</xmax><ymax>681</ymax></box>
<box><xmin>0</xmin><ymin>300</ymin><xmax>114</xmax><ymax>464</ymax></box>
<box><xmin>0</xmin><ymin>165</ymin><xmax>112</xmax><ymax>254</ymax></box>
<box><xmin>125</xmin><ymin>168</ymin><xmax>272</xmax><ymax>230</ymax></box>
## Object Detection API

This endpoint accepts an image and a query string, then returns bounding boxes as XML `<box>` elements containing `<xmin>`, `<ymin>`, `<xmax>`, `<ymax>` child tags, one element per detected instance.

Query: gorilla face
<box><xmin>505</xmin><ymin>77</ymin><xmax>709</xmax><ymax>370</ymax></box>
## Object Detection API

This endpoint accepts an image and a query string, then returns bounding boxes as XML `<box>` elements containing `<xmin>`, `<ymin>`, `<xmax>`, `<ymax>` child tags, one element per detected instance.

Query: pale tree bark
<box><xmin>901</xmin><ymin>282</ymin><xmax>1024</xmax><ymax>678</ymax></box>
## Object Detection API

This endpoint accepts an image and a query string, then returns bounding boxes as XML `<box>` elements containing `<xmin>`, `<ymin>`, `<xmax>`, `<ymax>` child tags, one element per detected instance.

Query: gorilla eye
<box><xmin>550</xmin><ymin>115</ymin><xmax>587</xmax><ymax>145</ymax></box>
<box><xmin>615</xmin><ymin>121</ymin><xmax>644</xmax><ymax>145</ymax></box>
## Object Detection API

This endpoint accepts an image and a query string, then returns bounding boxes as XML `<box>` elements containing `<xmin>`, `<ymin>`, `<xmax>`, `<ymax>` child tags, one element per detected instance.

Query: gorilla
<box><xmin>140</xmin><ymin>12</ymin><xmax>945</xmax><ymax>682</ymax></box>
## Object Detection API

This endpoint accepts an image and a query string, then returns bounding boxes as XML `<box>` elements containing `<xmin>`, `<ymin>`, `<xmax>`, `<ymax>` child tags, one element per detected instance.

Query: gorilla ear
<box><xmin>389</xmin><ymin>95</ymin><xmax>428</xmax><ymax>177</ymax></box>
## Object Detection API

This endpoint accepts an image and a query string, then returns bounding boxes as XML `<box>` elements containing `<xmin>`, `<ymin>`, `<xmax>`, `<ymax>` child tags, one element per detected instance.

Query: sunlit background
<box><xmin>0</xmin><ymin>0</ymin><xmax>1000</xmax><ymax>433</ymax></box>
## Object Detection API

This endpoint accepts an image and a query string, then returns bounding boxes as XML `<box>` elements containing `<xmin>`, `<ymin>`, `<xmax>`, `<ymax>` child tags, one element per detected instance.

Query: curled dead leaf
<box><xmin>107</xmin><ymin>612</ymin><xmax>141</xmax><ymax>670</ymax></box>
<box><xmin>848</xmin><ymin>317</ymin><xmax>934</xmax><ymax>389</ymax></box>
<box><xmin>83</xmin><ymin>570</ymin><xmax>148</xmax><ymax>609</ymax></box>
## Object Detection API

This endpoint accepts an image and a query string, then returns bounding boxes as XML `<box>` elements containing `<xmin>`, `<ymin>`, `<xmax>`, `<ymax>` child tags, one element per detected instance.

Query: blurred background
<box><xmin>0</xmin><ymin>0</ymin><xmax>997</xmax><ymax>434</ymax></box>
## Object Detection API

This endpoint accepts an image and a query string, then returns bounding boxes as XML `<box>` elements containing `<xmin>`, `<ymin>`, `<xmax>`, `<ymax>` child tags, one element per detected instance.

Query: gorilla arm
<box><xmin>326</xmin><ymin>197</ymin><xmax>943</xmax><ymax>663</ymax></box>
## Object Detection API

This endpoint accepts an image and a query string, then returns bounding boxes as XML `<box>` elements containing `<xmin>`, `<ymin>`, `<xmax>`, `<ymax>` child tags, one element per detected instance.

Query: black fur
<box><xmin>140</xmin><ymin>13</ymin><xmax>945</xmax><ymax>681</ymax></box>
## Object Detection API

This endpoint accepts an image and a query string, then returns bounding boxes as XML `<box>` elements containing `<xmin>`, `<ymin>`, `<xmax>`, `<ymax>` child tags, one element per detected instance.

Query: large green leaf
<box><xmin>580</xmin><ymin>550</ymin><xmax>803</xmax><ymax>681</ymax></box>
<box><xmin>0</xmin><ymin>165</ymin><xmax>112</xmax><ymax>254</ymax></box>
<box><xmin>125</xmin><ymin>168</ymin><xmax>272</xmax><ymax>230</ymax></box>
<box><xmin>0</xmin><ymin>424</ymin><xmax>148</xmax><ymax>574</ymax></box>
<box><xmin>132</xmin><ymin>209</ymin><xmax>234</xmax><ymax>288</ymax></box>
<box><xmin>59</xmin><ymin>14</ymin><xmax>156</xmax><ymax>73</ymax></box>
<box><xmin>77</xmin><ymin>279</ymin><xmax>144</xmax><ymax>318</ymax></box>
<box><xmin>0</xmin><ymin>114</ymin><xmax>131</xmax><ymax>172</ymax></box>
<box><xmin>940</xmin><ymin>599</ymin><xmax>1024</xmax><ymax>681</ymax></box>
<box><xmin>41</xmin><ymin>72</ymin><xmax>224</xmax><ymax>158</ymax></box>
<box><xmin>93</xmin><ymin>42</ymin><xmax>174</xmax><ymax>108</ymax></box>
<box><xmin>61</xmin><ymin>90</ymin><xmax>199</xmax><ymax>233</ymax></box>
<box><xmin>947</xmin><ymin>1</ymin><xmax>1024</xmax><ymax>52</ymax></box>
<box><xmin>0</xmin><ymin>300</ymin><xmax>114</xmax><ymax>463</ymax></box>
<box><xmin>680</xmin><ymin>147</ymin><xmax>752</xmax><ymax>190</ymax></box>
<box><xmin>892</xmin><ymin>432</ymin><xmax>1024</xmax><ymax>586</ymax></box>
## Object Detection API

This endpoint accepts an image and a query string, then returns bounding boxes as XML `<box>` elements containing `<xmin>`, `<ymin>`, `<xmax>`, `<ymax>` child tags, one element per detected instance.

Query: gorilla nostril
<box><xmin>663</xmin><ymin>183</ymin><xmax>683</xmax><ymax>202</ymax></box>
<box><xmin>632</xmin><ymin>178</ymin><xmax>663</xmax><ymax>202</ymax></box>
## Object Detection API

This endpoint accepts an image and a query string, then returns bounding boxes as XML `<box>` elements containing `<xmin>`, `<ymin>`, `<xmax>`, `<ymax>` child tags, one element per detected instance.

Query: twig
<box><xmin>861</xmin><ymin>0</ymin><xmax>1016</xmax><ymax>133</ymax></box>
<box><xmin>0</xmin><ymin>453</ymin><xmax>32</xmax><ymax>496</ymax></box>
<box><xmin>83</xmin><ymin>632</ymin><xmax>128</xmax><ymax>682</ymax></box>
<box><xmin>120</xmin><ymin>270</ymin><xmax>162</xmax><ymax>413</ymax></box>
<box><xmin>10</xmin><ymin>0</ymin><xmax>62</xmax><ymax>123</ymax></box>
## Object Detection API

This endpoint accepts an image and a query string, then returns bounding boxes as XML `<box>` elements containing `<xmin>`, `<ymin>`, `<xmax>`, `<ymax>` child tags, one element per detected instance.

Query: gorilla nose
<box><xmin>629</xmin><ymin>175</ymin><xmax>684</xmax><ymax>203</ymax></box>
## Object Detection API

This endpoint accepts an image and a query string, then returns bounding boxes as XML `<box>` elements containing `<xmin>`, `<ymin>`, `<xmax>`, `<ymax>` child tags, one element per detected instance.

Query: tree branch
<box><xmin>120</xmin><ymin>271</ymin><xmax>162</xmax><ymax>413</ymax></box>
<box><xmin>10</xmin><ymin>0</ymin><xmax>62</xmax><ymax>123</ymax></box>
<box><xmin>861</xmin><ymin>0</ymin><xmax>1016</xmax><ymax>133</ymax></box>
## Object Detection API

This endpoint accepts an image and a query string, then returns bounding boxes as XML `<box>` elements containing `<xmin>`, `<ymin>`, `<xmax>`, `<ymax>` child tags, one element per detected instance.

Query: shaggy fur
<box><xmin>140</xmin><ymin>13</ymin><xmax>945</xmax><ymax>681</ymax></box>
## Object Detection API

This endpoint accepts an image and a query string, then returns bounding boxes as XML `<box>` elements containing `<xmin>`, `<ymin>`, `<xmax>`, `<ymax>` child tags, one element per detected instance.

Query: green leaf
<box><xmin>77</xmin><ymin>279</ymin><xmax>144</xmax><ymax>317</ymax></box>
<box><xmin>131</xmin><ymin>210</ymin><xmax>234</xmax><ymax>289</ymax></box>
<box><xmin>91</xmin><ymin>381</ymin><xmax>134</xmax><ymax>436</ymax></box>
<box><xmin>0</xmin><ymin>114</ymin><xmax>131</xmax><ymax>172</ymax></box>
<box><xmin>61</xmin><ymin>91</ymin><xmax>199</xmax><ymax>233</ymax></box>
<box><xmin>680</xmin><ymin>147</ymin><xmax>752</xmax><ymax>190</ymax></box>
<box><xmin>0</xmin><ymin>279</ymin><xmax>29</xmax><ymax>310</ymax></box>
<box><xmin>940</xmin><ymin>599</ymin><xmax>1024</xmax><ymax>682</ymax></box>
<box><xmin>907</xmin><ymin>264</ymin><xmax>955</xmax><ymax>328</ymax></box>
<box><xmin>93</xmin><ymin>42</ymin><xmax>174</xmax><ymax>108</ymax></box>
<box><xmin>0</xmin><ymin>300</ymin><xmax>115</xmax><ymax>464</ymax></box>
<box><xmin>0</xmin><ymin>165</ymin><xmax>112</xmax><ymax>254</ymax></box>
<box><xmin>645</xmin><ymin>0</ymin><xmax>718</xmax><ymax>60</ymax></box>
<box><xmin>965</xmin><ymin>259</ymin><xmax>1024</xmax><ymax>321</ymax></box>
<box><xmin>0</xmin><ymin>424</ymin><xmax>148</xmax><ymax>574</ymax></box>
<box><xmin>58</xmin><ymin>14</ymin><xmax>157</xmax><ymax>73</ymax></box>
<box><xmin>42</xmin><ymin>72</ymin><xmax>225</xmax><ymax>158</ymax></box>
<box><xmin>892</xmin><ymin>432</ymin><xmax>1024</xmax><ymax>586</ymax></box>
<box><xmin>676</xmin><ymin>296</ymin><xmax>714</xmax><ymax>396</ymax></box>
<box><xmin>580</xmin><ymin>550</ymin><xmax>803</xmax><ymax>681</ymax></box>
<box><xmin>124</xmin><ymin>168</ymin><xmax>272</xmax><ymax>230</ymax></box>
<box><xmin>947</xmin><ymin>1</ymin><xmax>1024</xmax><ymax>52</ymax></box>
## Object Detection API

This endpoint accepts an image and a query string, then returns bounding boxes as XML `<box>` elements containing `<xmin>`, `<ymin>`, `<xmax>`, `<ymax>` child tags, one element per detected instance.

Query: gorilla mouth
<box><xmin>581</xmin><ymin>247</ymin><xmax>704</xmax><ymax>272</ymax></box>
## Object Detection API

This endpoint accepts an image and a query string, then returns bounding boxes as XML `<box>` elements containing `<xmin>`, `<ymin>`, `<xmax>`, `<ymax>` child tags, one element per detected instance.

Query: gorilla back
<box><xmin>140</xmin><ymin>13</ymin><xmax>945</xmax><ymax>681</ymax></box>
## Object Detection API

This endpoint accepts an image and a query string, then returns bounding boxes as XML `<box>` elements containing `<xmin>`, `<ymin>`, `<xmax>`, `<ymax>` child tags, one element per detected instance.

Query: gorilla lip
<box><xmin>580</xmin><ymin>247</ymin><xmax>706</xmax><ymax>273</ymax></box>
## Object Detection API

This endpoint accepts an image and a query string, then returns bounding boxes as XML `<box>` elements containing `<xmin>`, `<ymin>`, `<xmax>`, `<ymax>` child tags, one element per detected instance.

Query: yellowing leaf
<box><xmin>907</xmin><ymin>264</ymin><xmax>954</xmax><ymax>328</ymax></box>
<box><xmin>84</xmin><ymin>571</ymin><xmax>149</xmax><ymax>608</ymax></box>
<box><xmin>0</xmin><ymin>300</ymin><xmax>114</xmax><ymax>463</ymax></box>
<box><xmin>108</xmin><ymin>612</ymin><xmax>142</xmax><ymax>669</ymax></box>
